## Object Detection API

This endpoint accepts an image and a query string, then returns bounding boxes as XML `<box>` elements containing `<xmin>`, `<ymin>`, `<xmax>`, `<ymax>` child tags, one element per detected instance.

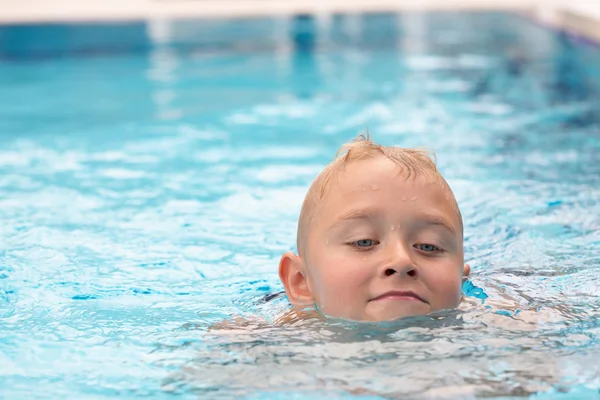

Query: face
<box><xmin>302</xmin><ymin>156</ymin><xmax>467</xmax><ymax>321</ymax></box>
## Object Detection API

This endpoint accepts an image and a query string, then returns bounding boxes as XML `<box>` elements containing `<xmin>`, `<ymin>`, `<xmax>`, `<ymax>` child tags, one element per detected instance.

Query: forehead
<box><xmin>314</xmin><ymin>156</ymin><xmax>458</xmax><ymax>223</ymax></box>
<box><xmin>327</xmin><ymin>156</ymin><xmax>436</xmax><ymax>196</ymax></box>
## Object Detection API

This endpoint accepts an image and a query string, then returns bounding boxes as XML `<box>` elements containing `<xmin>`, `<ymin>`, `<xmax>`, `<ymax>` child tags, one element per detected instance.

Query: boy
<box><xmin>278</xmin><ymin>134</ymin><xmax>471</xmax><ymax>322</ymax></box>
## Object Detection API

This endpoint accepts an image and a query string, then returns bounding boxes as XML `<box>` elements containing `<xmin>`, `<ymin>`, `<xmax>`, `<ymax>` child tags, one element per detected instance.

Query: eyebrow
<box><xmin>327</xmin><ymin>207</ymin><xmax>380</xmax><ymax>231</ymax></box>
<box><xmin>327</xmin><ymin>207</ymin><xmax>458</xmax><ymax>235</ymax></box>
<box><xmin>414</xmin><ymin>213</ymin><xmax>458</xmax><ymax>235</ymax></box>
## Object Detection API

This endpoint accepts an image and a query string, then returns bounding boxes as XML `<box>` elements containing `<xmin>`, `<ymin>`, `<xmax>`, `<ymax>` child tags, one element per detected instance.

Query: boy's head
<box><xmin>279</xmin><ymin>134</ymin><xmax>470</xmax><ymax>322</ymax></box>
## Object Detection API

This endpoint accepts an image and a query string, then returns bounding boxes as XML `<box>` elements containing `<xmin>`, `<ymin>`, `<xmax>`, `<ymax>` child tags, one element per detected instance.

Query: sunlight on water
<box><xmin>0</xmin><ymin>12</ymin><xmax>599</xmax><ymax>399</ymax></box>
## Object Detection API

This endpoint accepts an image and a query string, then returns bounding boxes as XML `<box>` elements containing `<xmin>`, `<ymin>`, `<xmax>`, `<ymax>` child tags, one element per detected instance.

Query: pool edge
<box><xmin>0</xmin><ymin>1</ymin><xmax>599</xmax><ymax>44</ymax></box>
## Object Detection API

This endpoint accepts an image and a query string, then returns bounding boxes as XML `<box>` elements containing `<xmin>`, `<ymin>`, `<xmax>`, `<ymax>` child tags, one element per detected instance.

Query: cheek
<box><xmin>308</xmin><ymin>254</ymin><xmax>372</xmax><ymax>313</ymax></box>
<box><xmin>422</xmin><ymin>263</ymin><xmax>464</xmax><ymax>307</ymax></box>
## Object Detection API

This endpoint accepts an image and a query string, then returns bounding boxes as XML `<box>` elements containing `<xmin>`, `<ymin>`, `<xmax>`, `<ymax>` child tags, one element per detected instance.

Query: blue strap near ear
<box><xmin>462</xmin><ymin>279</ymin><xmax>488</xmax><ymax>302</ymax></box>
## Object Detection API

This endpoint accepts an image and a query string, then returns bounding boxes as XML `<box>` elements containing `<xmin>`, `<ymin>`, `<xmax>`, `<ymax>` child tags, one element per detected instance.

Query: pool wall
<box><xmin>1</xmin><ymin>0</ymin><xmax>600</xmax><ymax>44</ymax></box>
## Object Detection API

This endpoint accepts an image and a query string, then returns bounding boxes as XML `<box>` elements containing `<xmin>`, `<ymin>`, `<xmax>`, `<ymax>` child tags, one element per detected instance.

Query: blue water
<box><xmin>1</xmin><ymin>12</ymin><xmax>600</xmax><ymax>399</ymax></box>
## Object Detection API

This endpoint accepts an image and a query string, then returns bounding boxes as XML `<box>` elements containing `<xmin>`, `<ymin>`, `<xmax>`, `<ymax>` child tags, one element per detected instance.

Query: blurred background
<box><xmin>0</xmin><ymin>0</ymin><xmax>598</xmax><ymax>27</ymax></box>
<box><xmin>1</xmin><ymin>1</ymin><xmax>600</xmax><ymax>54</ymax></box>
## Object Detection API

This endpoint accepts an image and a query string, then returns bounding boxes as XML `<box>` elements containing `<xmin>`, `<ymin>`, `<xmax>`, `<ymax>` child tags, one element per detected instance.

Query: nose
<box><xmin>380</xmin><ymin>241</ymin><xmax>418</xmax><ymax>279</ymax></box>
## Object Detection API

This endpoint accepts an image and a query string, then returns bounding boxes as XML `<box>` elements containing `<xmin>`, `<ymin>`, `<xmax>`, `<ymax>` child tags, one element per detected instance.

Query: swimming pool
<box><xmin>1</xmin><ymin>11</ymin><xmax>599</xmax><ymax>399</ymax></box>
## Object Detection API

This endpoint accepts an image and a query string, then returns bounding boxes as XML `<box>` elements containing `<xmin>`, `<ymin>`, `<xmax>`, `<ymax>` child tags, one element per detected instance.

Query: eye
<box><xmin>415</xmin><ymin>243</ymin><xmax>442</xmax><ymax>253</ymax></box>
<box><xmin>351</xmin><ymin>239</ymin><xmax>378</xmax><ymax>249</ymax></box>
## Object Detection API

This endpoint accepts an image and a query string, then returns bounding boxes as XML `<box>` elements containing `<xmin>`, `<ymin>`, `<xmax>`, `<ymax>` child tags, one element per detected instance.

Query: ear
<box><xmin>462</xmin><ymin>263</ymin><xmax>471</xmax><ymax>282</ymax></box>
<box><xmin>279</xmin><ymin>251</ymin><xmax>314</xmax><ymax>306</ymax></box>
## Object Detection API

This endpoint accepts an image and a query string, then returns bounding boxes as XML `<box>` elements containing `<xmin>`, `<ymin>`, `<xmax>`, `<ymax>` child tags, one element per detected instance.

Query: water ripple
<box><xmin>1</xmin><ymin>12</ymin><xmax>599</xmax><ymax>399</ymax></box>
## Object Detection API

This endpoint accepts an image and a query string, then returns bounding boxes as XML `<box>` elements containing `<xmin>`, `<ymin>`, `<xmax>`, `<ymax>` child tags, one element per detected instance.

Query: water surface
<box><xmin>1</xmin><ymin>12</ymin><xmax>599</xmax><ymax>399</ymax></box>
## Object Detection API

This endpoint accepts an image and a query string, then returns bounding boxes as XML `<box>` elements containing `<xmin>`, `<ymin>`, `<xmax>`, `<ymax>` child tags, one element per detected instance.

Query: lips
<box><xmin>370</xmin><ymin>290</ymin><xmax>428</xmax><ymax>304</ymax></box>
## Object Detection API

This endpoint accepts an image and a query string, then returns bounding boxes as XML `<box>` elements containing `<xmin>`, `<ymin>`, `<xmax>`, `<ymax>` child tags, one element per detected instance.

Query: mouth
<box><xmin>370</xmin><ymin>290</ymin><xmax>428</xmax><ymax>304</ymax></box>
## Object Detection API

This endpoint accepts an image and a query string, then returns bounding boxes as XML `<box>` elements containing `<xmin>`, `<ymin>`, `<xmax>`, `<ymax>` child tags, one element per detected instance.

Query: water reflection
<box><xmin>163</xmin><ymin>296</ymin><xmax>599</xmax><ymax>398</ymax></box>
<box><xmin>290</xmin><ymin>15</ymin><xmax>319</xmax><ymax>99</ymax></box>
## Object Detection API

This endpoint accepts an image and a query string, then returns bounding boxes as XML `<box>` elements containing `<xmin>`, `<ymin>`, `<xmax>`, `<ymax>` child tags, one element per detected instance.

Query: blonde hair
<box><xmin>296</xmin><ymin>134</ymin><xmax>461</xmax><ymax>256</ymax></box>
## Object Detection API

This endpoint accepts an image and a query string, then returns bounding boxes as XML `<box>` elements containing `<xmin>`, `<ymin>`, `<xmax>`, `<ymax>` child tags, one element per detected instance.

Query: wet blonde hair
<box><xmin>297</xmin><ymin>134</ymin><xmax>461</xmax><ymax>256</ymax></box>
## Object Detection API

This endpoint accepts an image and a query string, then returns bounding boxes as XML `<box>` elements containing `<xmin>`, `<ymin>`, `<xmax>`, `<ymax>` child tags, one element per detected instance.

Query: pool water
<box><xmin>1</xmin><ymin>12</ymin><xmax>599</xmax><ymax>399</ymax></box>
